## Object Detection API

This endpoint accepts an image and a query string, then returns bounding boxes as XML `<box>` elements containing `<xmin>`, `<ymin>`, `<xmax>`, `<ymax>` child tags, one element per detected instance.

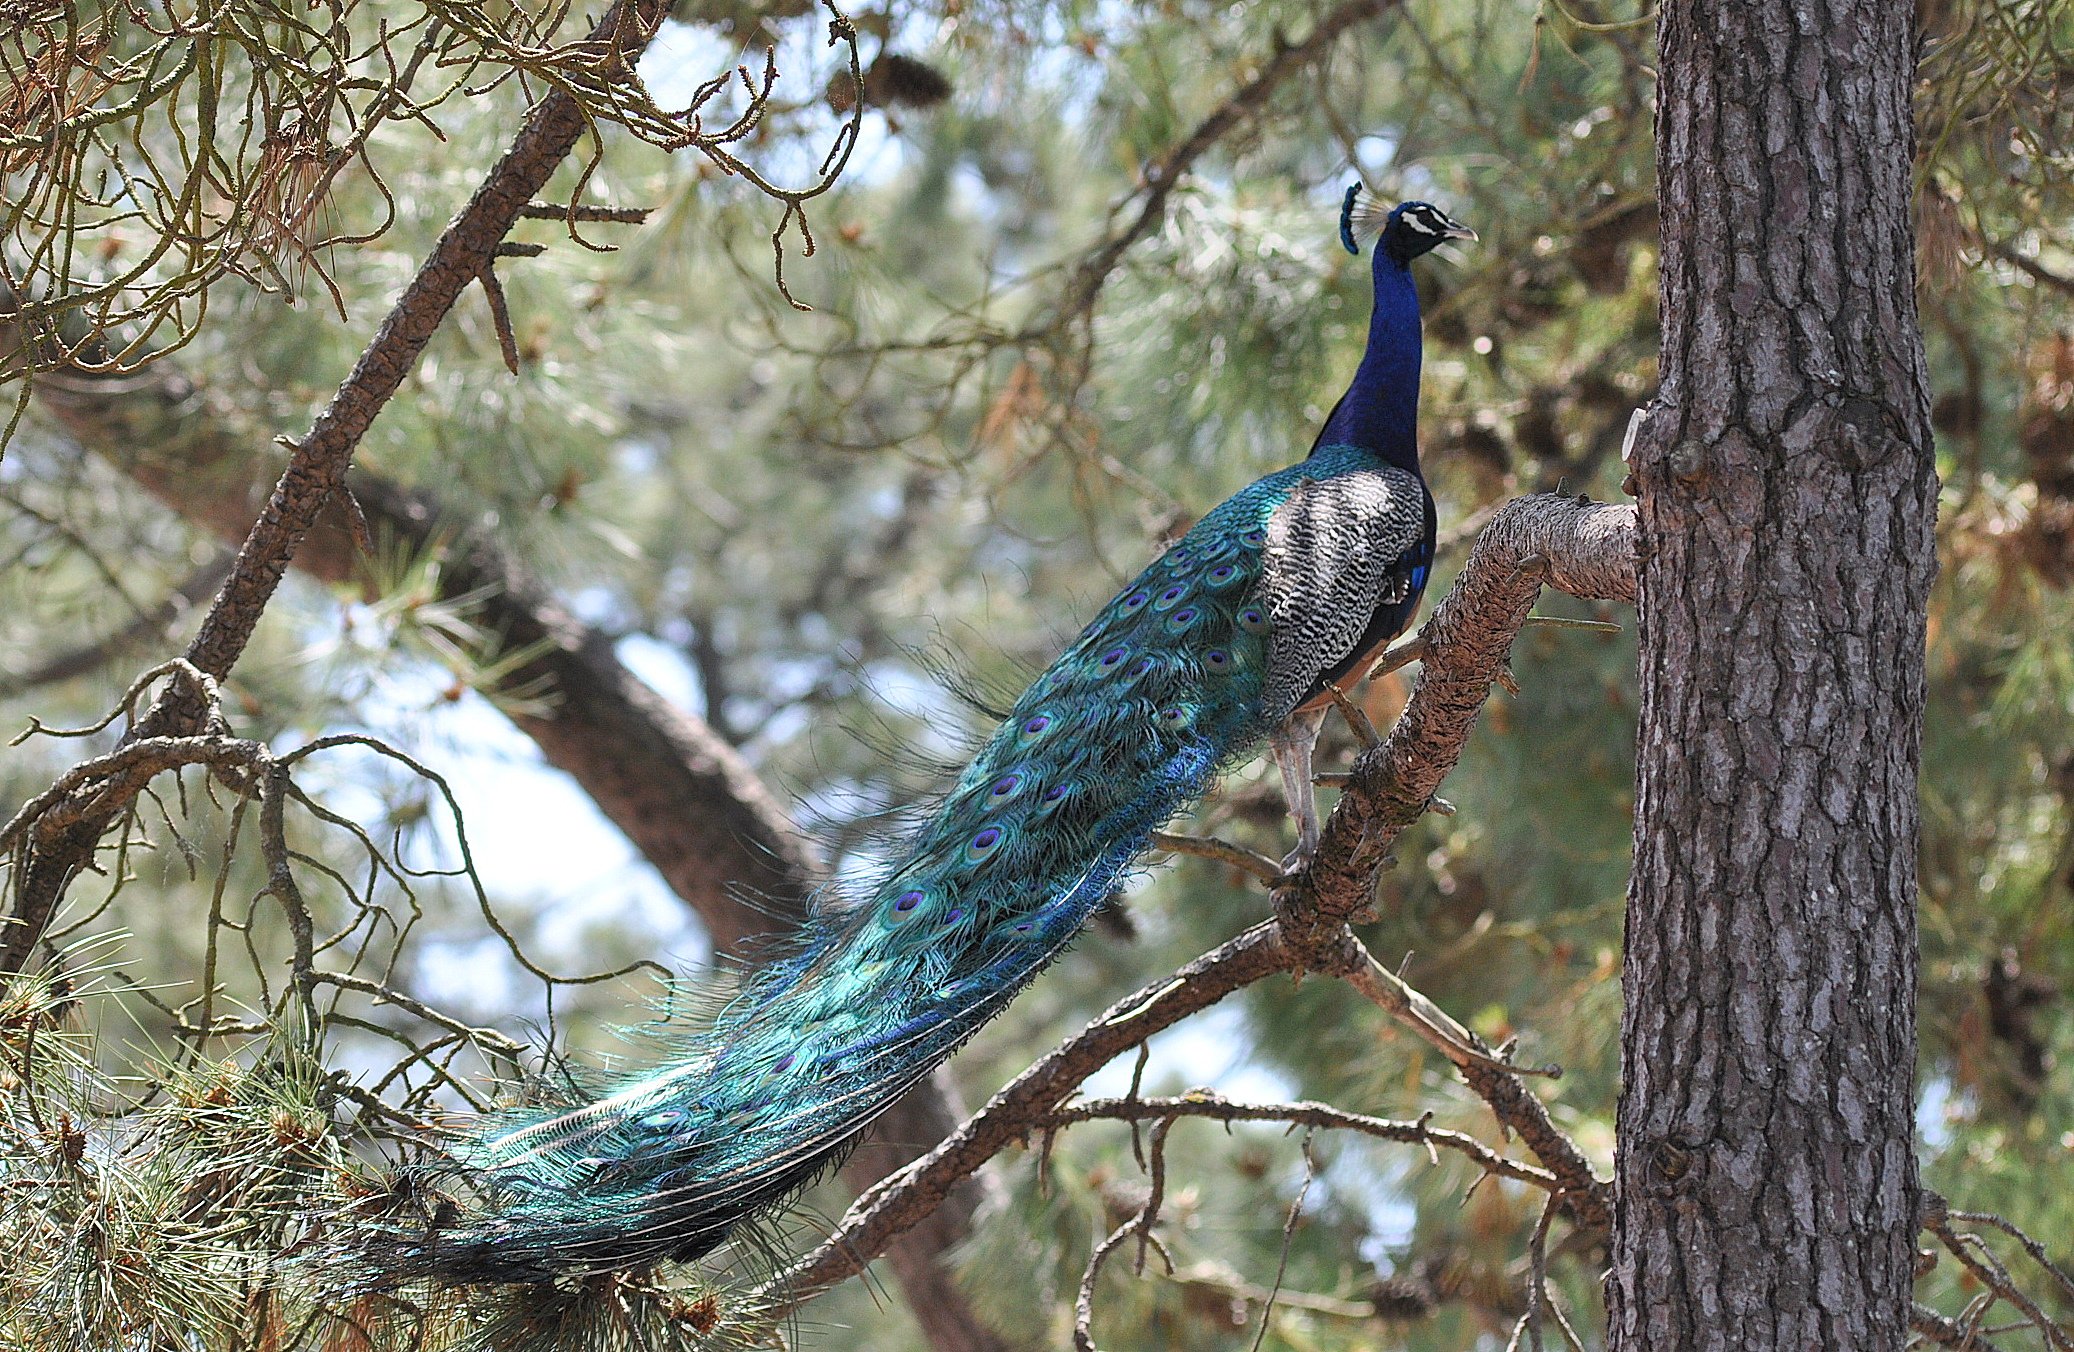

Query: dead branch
<box><xmin>1038</xmin><ymin>1091</ymin><xmax>1555</xmax><ymax>1190</ymax></box>
<box><xmin>1921</xmin><ymin>1192</ymin><xmax>2074</xmax><ymax>1351</ymax></box>
<box><xmin>1073</xmin><ymin>1117</ymin><xmax>1177</xmax><ymax>1351</ymax></box>
<box><xmin>1910</xmin><ymin>1301</ymin><xmax>2006</xmax><ymax>1350</ymax></box>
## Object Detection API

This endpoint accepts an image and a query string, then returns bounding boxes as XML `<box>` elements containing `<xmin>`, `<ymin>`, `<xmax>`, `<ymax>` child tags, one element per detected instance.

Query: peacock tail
<box><xmin>361</xmin><ymin>194</ymin><xmax>1470</xmax><ymax>1287</ymax></box>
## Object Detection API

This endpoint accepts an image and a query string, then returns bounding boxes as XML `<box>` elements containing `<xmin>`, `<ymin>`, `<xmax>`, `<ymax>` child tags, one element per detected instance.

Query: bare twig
<box><xmin>476</xmin><ymin>261</ymin><xmax>523</xmax><ymax>375</ymax></box>
<box><xmin>1250</xmin><ymin>1133</ymin><xmax>1319</xmax><ymax>1352</ymax></box>
<box><xmin>1075</xmin><ymin>1115</ymin><xmax>1177</xmax><ymax>1351</ymax></box>
<box><xmin>1326</xmin><ymin>930</ymin><xmax>1564</xmax><ymax>1080</ymax></box>
<box><xmin>1923</xmin><ymin>1194</ymin><xmax>2074</xmax><ymax>1351</ymax></box>
<box><xmin>1150</xmin><ymin>829</ymin><xmax>1283</xmax><ymax>883</ymax></box>
<box><xmin>1911</xmin><ymin>1301</ymin><xmax>2005</xmax><ymax>1350</ymax></box>
<box><xmin>1945</xmin><ymin>1206</ymin><xmax>2074</xmax><ymax>1304</ymax></box>
<box><xmin>1038</xmin><ymin>1091</ymin><xmax>1555</xmax><ymax>1189</ymax></box>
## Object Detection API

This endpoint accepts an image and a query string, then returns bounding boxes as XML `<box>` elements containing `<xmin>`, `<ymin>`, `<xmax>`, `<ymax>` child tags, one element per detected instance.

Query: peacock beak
<box><xmin>1442</xmin><ymin>223</ymin><xmax>1478</xmax><ymax>242</ymax></box>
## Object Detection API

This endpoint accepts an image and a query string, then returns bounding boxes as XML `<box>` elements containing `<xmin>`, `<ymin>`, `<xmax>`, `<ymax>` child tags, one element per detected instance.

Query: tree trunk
<box><xmin>1609</xmin><ymin>0</ymin><xmax>1936</xmax><ymax>1346</ymax></box>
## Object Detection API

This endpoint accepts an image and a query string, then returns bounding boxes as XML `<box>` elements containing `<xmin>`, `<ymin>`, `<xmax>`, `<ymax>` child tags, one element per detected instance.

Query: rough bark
<box><xmin>1609</xmin><ymin>0</ymin><xmax>1937</xmax><ymax>1346</ymax></box>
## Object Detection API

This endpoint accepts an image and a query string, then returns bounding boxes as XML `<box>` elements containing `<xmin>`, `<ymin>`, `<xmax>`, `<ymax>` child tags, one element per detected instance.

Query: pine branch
<box><xmin>1046</xmin><ymin>0</ymin><xmax>1405</xmax><ymax>330</ymax></box>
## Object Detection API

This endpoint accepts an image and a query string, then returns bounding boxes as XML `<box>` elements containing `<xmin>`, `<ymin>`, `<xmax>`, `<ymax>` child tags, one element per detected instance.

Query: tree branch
<box><xmin>1293</xmin><ymin>494</ymin><xmax>1637</xmax><ymax>929</ymax></box>
<box><xmin>1038</xmin><ymin>1091</ymin><xmax>1557</xmax><ymax>1189</ymax></box>
<box><xmin>178</xmin><ymin>0</ymin><xmax>669</xmax><ymax>690</ymax></box>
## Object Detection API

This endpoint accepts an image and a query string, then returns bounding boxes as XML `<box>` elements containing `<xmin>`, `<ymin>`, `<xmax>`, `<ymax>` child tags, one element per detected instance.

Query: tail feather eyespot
<box><xmin>965</xmin><ymin>827</ymin><xmax>1005</xmax><ymax>863</ymax></box>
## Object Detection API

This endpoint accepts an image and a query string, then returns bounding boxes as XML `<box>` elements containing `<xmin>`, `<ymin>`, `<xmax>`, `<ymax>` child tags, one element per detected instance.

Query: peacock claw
<box><xmin>1269</xmin><ymin>707</ymin><xmax>1330</xmax><ymax>878</ymax></box>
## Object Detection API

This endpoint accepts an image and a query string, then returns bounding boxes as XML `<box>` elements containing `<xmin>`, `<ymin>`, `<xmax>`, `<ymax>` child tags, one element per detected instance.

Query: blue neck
<box><xmin>1315</xmin><ymin>256</ymin><xmax>1423</xmax><ymax>471</ymax></box>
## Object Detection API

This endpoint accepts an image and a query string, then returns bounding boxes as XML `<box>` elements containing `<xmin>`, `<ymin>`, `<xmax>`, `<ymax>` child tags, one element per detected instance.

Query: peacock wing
<box><xmin>1255</xmin><ymin>463</ymin><xmax>1430</xmax><ymax>724</ymax></box>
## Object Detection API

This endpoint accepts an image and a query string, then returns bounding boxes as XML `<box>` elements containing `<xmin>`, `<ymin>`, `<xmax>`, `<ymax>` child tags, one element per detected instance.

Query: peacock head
<box><xmin>1339</xmin><ymin>188</ymin><xmax>1476</xmax><ymax>268</ymax></box>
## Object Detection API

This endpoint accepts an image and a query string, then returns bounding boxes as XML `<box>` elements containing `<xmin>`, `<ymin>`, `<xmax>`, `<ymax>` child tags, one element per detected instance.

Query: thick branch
<box><xmin>1285</xmin><ymin>494</ymin><xmax>1635</xmax><ymax>1229</ymax></box>
<box><xmin>1297</xmin><ymin>494</ymin><xmax>1637</xmax><ymax>927</ymax></box>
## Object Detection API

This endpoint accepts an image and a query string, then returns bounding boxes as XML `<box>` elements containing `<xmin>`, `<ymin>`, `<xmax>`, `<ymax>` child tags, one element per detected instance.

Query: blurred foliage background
<box><xmin>2</xmin><ymin>0</ymin><xmax>2070</xmax><ymax>1346</ymax></box>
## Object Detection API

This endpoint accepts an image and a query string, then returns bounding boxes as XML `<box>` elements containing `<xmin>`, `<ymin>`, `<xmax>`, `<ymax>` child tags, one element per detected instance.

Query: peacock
<box><xmin>368</xmin><ymin>192</ymin><xmax>1473</xmax><ymax>1286</ymax></box>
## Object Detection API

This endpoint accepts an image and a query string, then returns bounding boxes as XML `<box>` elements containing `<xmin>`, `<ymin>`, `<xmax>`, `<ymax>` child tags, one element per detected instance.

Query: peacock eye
<box><xmin>893</xmin><ymin>889</ymin><xmax>925</xmax><ymax>913</ymax></box>
<box><xmin>1121</xmin><ymin>590</ymin><xmax>1151</xmax><ymax>612</ymax></box>
<box><xmin>1100</xmin><ymin>647</ymin><xmax>1128</xmax><ymax>668</ymax></box>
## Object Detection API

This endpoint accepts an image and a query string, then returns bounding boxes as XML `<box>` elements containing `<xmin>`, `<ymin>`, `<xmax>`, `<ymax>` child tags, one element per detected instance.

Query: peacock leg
<box><xmin>1268</xmin><ymin>706</ymin><xmax>1331</xmax><ymax>871</ymax></box>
